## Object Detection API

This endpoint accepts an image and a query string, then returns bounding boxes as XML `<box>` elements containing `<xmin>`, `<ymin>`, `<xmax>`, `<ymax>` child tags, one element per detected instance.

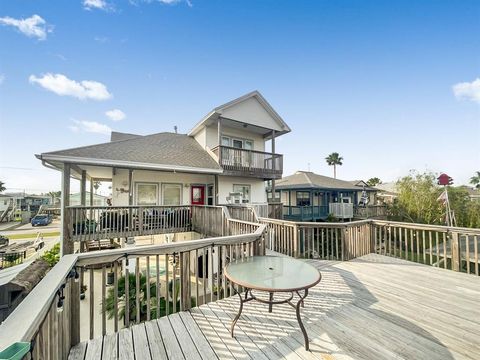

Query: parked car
<box><xmin>31</xmin><ymin>214</ymin><xmax>52</xmax><ymax>227</ymax></box>
<box><xmin>0</xmin><ymin>235</ymin><xmax>9</xmax><ymax>248</ymax></box>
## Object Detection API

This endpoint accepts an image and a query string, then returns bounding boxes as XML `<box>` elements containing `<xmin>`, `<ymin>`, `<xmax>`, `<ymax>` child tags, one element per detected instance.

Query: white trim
<box><xmin>40</xmin><ymin>154</ymin><xmax>223</xmax><ymax>174</ymax></box>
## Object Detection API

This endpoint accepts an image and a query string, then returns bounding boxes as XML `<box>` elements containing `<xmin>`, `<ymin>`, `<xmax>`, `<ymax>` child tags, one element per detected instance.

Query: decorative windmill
<box><xmin>437</xmin><ymin>173</ymin><xmax>456</xmax><ymax>227</ymax></box>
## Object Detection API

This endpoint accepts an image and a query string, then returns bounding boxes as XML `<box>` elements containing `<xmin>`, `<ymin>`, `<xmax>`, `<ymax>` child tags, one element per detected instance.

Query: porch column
<box><xmin>80</xmin><ymin>170</ymin><xmax>87</xmax><ymax>206</ymax></box>
<box><xmin>128</xmin><ymin>169</ymin><xmax>133</xmax><ymax>205</ymax></box>
<box><xmin>217</xmin><ymin>117</ymin><xmax>222</xmax><ymax>147</ymax></box>
<box><xmin>80</xmin><ymin>170</ymin><xmax>87</xmax><ymax>254</ymax></box>
<box><xmin>89</xmin><ymin>179</ymin><xmax>94</xmax><ymax>207</ymax></box>
<box><xmin>271</xmin><ymin>130</ymin><xmax>276</xmax><ymax>202</ymax></box>
<box><xmin>214</xmin><ymin>174</ymin><xmax>219</xmax><ymax>205</ymax></box>
<box><xmin>61</xmin><ymin>163</ymin><xmax>72</xmax><ymax>255</ymax></box>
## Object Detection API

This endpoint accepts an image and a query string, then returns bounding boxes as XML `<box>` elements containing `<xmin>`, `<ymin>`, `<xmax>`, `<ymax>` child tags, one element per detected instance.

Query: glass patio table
<box><xmin>224</xmin><ymin>256</ymin><xmax>322</xmax><ymax>351</ymax></box>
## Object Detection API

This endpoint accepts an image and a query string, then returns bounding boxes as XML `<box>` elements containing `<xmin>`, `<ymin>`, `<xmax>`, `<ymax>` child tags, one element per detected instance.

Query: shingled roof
<box><xmin>39</xmin><ymin>132</ymin><xmax>222</xmax><ymax>172</ymax></box>
<box><xmin>276</xmin><ymin>171</ymin><xmax>375</xmax><ymax>191</ymax></box>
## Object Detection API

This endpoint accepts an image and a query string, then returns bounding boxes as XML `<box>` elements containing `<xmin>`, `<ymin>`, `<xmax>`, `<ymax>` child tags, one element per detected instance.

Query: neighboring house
<box><xmin>69</xmin><ymin>192</ymin><xmax>108</xmax><ymax>207</ymax></box>
<box><xmin>36</xmin><ymin>91</ymin><xmax>290</xmax><ymax>252</ymax></box>
<box><xmin>0</xmin><ymin>193</ymin><xmax>51</xmax><ymax>222</ymax></box>
<box><xmin>276</xmin><ymin>171</ymin><xmax>378</xmax><ymax>221</ymax></box>
<box><xmin>458</xmin><ymin>186</ymin><xmax>480</xmax><ymax>202</ymax></box>
<box><xmin>348</xmin><ymin>180</ymin><xmax>378</xmax><ymax>205</ymax></box>
<box><xmin>375</xmin><ymin>182</ymin><xmax>398</xmax><ymax>203</ymax></box>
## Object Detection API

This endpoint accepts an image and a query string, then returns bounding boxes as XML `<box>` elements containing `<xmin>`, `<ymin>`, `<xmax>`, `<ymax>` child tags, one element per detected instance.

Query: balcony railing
<box><xmin>212</xmin><ymin>145</ymin><xmax>283</xmax><ymax>179</ymax></box>
<box><xmin>283</xmin><ymin>205</ymin><xmax>329</xmax><ymax>221</ymax></box>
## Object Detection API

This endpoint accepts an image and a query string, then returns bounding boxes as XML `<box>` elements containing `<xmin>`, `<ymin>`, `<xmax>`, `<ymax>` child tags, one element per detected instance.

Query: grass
<box><xmin>6</xmin><ymin>231</ymin><xmax>60</xmax><ymax>240</ymax></box>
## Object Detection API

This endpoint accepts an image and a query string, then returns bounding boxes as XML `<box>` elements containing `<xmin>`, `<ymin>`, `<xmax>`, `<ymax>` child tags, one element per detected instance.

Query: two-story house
<box><xmin>36</xmin><ymin>91</ymin><xmax>290</xmax><ymax>252</ymax></box>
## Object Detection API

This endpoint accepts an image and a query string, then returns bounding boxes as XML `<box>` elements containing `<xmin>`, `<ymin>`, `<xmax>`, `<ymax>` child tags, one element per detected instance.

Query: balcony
<box><xmin>212</xmin><ymin>146</ymin><xmax>283</xmax><ymax>179</ymax></box>
<box><xmin>1</xmin><ymin>212</ymin><xmax>479</xmax><ymax>359</ymax></box>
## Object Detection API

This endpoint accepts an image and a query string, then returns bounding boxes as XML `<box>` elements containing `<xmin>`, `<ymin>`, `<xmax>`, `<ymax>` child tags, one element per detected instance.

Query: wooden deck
<box><xmin>69</xmin><ymin>254</ymin><xmax>480</xmax><ymax>360</ymax></box>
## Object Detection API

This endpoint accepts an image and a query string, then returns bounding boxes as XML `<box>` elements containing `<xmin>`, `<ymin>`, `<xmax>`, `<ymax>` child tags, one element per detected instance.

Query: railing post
<box><xmin>293</xmin><ymin>224</ymin><xmax>299</xmax><ymax>258</ymax></box>
<box><xmin>70</xmin><ymin>275</ymin><xmax>80</xmax><ymax>347</ymax></box>
<box><xmin>451</xmin><ymin>231</ymin><xmax>461</xmax><ymax>272</ymax></box>
<box><xmin>181</xmin><ymin>252</ymin><xmax>191</xmax><ymax>310</ymax></box>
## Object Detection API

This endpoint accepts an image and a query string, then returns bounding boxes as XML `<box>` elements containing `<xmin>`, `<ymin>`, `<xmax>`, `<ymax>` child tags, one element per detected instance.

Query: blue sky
<box><xmin>0</xmin><ymin>0</ymin><xmax>479</xmax><ymax>194</ymax></box>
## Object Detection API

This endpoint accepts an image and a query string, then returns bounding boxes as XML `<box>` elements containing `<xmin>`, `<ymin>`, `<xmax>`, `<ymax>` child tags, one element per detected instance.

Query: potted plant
<box><xmin>80</xmin><ymin>285</ymin><xmax>87</xmax><ymax>300</ymax></box>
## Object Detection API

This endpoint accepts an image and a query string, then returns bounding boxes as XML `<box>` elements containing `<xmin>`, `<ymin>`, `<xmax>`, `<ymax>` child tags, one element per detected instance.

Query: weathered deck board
<box><xmin>72</xmin><ymin>254</ymin><xmax>480</xmax><ymax>360</ymax></box>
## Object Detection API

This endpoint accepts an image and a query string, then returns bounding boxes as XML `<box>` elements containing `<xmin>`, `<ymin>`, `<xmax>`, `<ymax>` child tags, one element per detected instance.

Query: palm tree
<box><xmin>470</xmin><ymin>171</ymin><xmax>480</xmax><ymax>190</ymax></box>
<box><xmin>325</xmin><ymin>152</ymin><xmax>343</xmax><ymax>179</ymax></box>
<box><xmin>0</xmin><ymin>181</ymin><xmax>6</xmax><ymax>193</ymax></box>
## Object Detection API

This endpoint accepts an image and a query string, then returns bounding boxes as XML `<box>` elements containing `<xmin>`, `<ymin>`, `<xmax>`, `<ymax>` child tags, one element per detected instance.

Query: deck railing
<box><xmin>283</xmin><ymin>205</ymin><xmax>329</xmax><ymax>221</ymax></box>
<box><xmin>68</xmin><ymin>205</ymin><xmax>193</xmax><ymax>242</ymax></box>
<box><xmin>371</xmin><ymin>220</ymin><xmax>480</xmax><ymax>275</ymax></box>
<box><xmin>260</xmin><ymin>216</ymin><xmax>480</xmax><ymax>276</ymax></box>
<box><xmin>354</xmin><ymin>205</ymin><xmax>388</xmax><ymax>219</ymax></box>
<box><xmin>0</xmin><ymin>217</ymin><xmax>266</xmax><ymax>357</ymax></box>
<box><xmin>212</xmin><ymin>145</ymin><xmax>283</xmax><ymax>179</ymax></box>
<box><xmin>260</xmin><ymin>217</ymin><xmax>373</xmax><ymax>260</ymax></box>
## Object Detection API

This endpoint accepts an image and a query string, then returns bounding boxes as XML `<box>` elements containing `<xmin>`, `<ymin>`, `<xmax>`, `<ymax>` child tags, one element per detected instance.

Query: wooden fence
<box><xmin>371</xmin><ymin>220</ymin><xmax>480</xmax><ymax>275</ymax></box>
<box><xmin>259</xmin><ymin>218</ymin><xmax>373</xmax><ymax>260</ymax></box>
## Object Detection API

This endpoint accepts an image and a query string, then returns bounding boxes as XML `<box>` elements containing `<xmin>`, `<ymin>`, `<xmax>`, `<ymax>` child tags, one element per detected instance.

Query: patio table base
<box><xmin>230</xmin><ymin>287</ymin><xmax>310</xmax><ymax>350</ymax></box>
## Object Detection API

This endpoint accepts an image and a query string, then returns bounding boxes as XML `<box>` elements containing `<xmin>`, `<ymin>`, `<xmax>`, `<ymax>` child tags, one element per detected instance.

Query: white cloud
<box><xmin>70</xmin><ymin>120</ymin><xmax>112</xmax><ymax>135</ymax></box>
<box><xmin>83</xmin><ymin>0</ymin><xmax>111</xmax><ymax>11</ymax></box>
<box><xmin>0</xmin><ymin>74</ymin><xmax>4</xmax><ymax>85</ymax></box>
<box><xmin>105</xmin><ymin>109</ymin><xmax>126</xmax><ymax>121</ymax></box>
<box><xmin>453</xmin><ymin>78</ymin><xmax>480</xmax><ymax>104</ymax></box>
<box><xmin>29</xmin><ymin>73</ymin><xmax>112</xmax><ymax>101</ymax></box>
<box><xmin>0</xmin><ymin>14</ymin><xmax>52</xmax><ymax>40</ymax></box>
<box><xmin>129</xmin><ymin>0</ymin><xmax>191</xmax><ymax>6</ymax></box>
<box><xmin>94</xmin><ymin>36</ymin><xmax>109</xmax><ymax>43</ymax></box>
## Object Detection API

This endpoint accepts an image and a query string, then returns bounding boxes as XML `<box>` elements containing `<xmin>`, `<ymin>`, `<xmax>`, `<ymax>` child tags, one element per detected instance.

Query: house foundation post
<box><xmin>271</xmin><ymin>130</ymin><xmax>276</xmax><ymax>202</ymax></box>
<box><xmin>80</xmin><ymin>170</ymin><xmax>87</xmax><ymax>254</ymax></box>
<box><xmin>61</xmin><ymin>163</ymin><xmax>73</xmax><ymax>255</ymax></box>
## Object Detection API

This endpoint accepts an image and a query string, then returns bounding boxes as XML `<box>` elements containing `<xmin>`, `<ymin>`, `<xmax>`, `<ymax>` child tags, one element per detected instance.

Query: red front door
<box><xmin>191</xmin><ymin>185</ymin><xmax>205</xmax><ymax>205</ymax></box>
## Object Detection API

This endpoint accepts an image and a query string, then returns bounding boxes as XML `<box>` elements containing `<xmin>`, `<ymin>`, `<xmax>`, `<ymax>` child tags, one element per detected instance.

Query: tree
<box><xmin>367</xmin><ymin>177</ymin><xmax>382</xmax><ymax>187</ymax></box>
<box><xmin>0</xmin><ymin>181</ymin><xmax>6</xmax><ymax>193</ymax></box>
<box><xmin>93</xmin><ymin>181</ymin><xmax>101</xmax><ymax>194</ymax></box>
<box><xmin>389</xmin><ymin>171</ymin><xmax>443</xmax><ymax>224</ymax></box>
<box><xmin>325</xmin><ymin>152</ymin><xmax>343</xmax><ymax>179</ymax></box>
<box><xmin>470</xmin><ymin>171</ymin><xmax>480</xmax><ymax>190</ymax></box>
<box><xmin>48</xmin><ymin>191</ymin><xmax>61</xmax><ymax>204</ymax></box>
<box><xmin>388</xmin><ymin>170</ymin><xmax>480</xmax><ymax>228</ymax></box>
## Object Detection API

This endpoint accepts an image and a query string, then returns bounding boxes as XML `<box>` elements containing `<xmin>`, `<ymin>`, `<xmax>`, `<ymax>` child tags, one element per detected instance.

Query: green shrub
<box><xmin>41</xmin><ymin>243</ymin><xmax>60</xmax><ymax>267</ymax></box>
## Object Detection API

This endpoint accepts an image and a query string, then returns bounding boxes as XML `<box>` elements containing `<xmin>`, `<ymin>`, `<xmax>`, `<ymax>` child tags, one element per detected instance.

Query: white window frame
<box><xmin>135</xmin><ymin>182</ymin><xmax>159</xmax><ymax>206</ymax></box>
<box><xmin>161</xmin><ymin>183</ymin><xmax>183</xmax><ymax>206</ymax></box>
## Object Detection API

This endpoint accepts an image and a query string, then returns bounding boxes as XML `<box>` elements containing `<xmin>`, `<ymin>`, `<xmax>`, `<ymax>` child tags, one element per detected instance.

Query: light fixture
<box><xmin>56</xmin><ymin>285</ymin><xmax>65</xmax><ymax>313</ymax></box>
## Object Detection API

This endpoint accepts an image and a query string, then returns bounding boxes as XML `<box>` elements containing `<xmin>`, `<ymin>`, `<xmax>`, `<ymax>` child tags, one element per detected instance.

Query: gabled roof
<box><xmin>110</xmin><ymin>131</ymin><xmax>142</xmax><ymax>142</ymax></box>
<box><xmin>188</xmin><ymin>90</ymin><xmax>291</xmax><ymax>138</ymax></box>
<box><xmin>38</xmin><ymin>132</ymin><xmax>222</xmax><ymax>173</ymax></box>
<box><xmin>277</xmin><ymin>171</ymin><xmax>378</xmax><ymax>191</ymax></box>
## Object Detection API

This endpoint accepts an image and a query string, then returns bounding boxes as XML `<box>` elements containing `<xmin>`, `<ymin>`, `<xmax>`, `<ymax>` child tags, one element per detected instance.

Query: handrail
<box><xmin>211</xmin><ymin>145</ymin><xmax>283</xmax><ymax>157</ymax></box>
<box><xmin>259</xmin><ymin>217</ymin><xmax>372</xmax><ymax>228</ymax></box>
<box><xmin>76</xmin><ymin>225</ymin><xmax>265</xmax><ymax>266</ymax></box>
<box><xmin>372</xmin><ymin>219</ymin><xmax>480</xmax><ymax>234</ymax></box>
<box><xmin>0</xmin><ymin>254</ymin><xmax>77</xmax><ymax>350</ymax></box>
